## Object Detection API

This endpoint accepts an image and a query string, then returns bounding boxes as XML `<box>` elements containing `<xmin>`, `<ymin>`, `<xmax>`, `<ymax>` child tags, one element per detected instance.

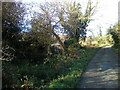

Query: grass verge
<box><xmin>43</xmin><ymin>47</ymin><xmax>101</xmax><ymax>88</ymax></box>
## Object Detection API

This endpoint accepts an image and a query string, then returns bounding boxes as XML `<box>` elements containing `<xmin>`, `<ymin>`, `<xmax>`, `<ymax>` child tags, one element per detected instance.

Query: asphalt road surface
<box><xmin>79</xmin><ymin>46</ymin><xmax>120</xmax><ymax>88</ymax></box>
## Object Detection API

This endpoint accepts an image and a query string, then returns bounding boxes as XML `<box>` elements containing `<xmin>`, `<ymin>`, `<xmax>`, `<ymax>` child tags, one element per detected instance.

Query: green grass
<box><xmin>43</xmin><ymin>47</ymin><xmax>100</xmax><ymax>88</ymax></box>
<box><xmin>3</xmin><ymin>47</ymin><xmax>101</xmax><ymax>89</ymax></box>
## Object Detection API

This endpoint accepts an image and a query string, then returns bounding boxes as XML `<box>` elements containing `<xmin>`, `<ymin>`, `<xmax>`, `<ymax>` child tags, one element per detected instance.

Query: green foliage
<box><xmin>2</xmin><ymin>1</ymin><xmax>100</xmax><ymax>89</ymax></box>
<box><xmin>2</xmin><ymin>2</ymin><xmax>53</xmax><ymax>62</ymax></box>
<box><xmin>64</xmin><ymin>38</ymin><xmax>81</xmax><ymax>54</ymax></box>
<box><xmin>64</xmin><ymin>38</ymin><xmax>77</xmax><ymax>48</ymax></box>
<box><xmin>31</xmin><ymin>2</ymin><xmax>65</xmax><ymax>51</ymax></box>
<box><xmin>97</xmin><ymin>36</ymin><xmax>105</xmax><ymax>44</ymax></box>
<box><xmin>59</xmin><ymin>0</ymin><xmax>97</xmax><ymax>42</ymax></box>
<box><xmin>92</xmin><ymin>35</ymin><xmax>114</xmax><ymax>47</ymax></box>
<box><xmin>67</xmin><ymin>43</ymin><xmax>80</xmax><ymax>53</ymax></box>
<box><xmin>17</xmin><ymin>32</ymin><xmax>53</xmax><ymax>63</ymax></box>
<box><xmin>107</xmin><ymin>22</ymin><xmax>120</xmax><ymax>55</ymax></box>
<box><xmin>105</xmin><ymin>34</ymin><xmax>114</xmax><ymax>45</ymax></box>
<box><xmin>44</xmin><ymin>48</ymin><xmax>100</xmax><ymax>88</ymax></box>
<box><xmin>2</xmin><ymin>47</ymin><xmax>100</xmax><ymax>88</ymax></box>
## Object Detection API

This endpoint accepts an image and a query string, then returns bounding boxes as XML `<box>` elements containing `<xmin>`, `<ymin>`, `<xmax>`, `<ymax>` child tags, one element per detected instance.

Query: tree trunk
<box><xmin>52</xmin><ymin>32</ymin><xmax>65</xmax><ymax>51</ymax></box>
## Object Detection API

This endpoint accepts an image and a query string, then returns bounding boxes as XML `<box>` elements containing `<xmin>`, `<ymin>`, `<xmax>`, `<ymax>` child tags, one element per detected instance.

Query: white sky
<box><xmin>15</xmin><ymin>0</ymin><xmax>119</xmax><ymax>36</ymax></box>
<box><xmin>87</xmin><ymin>0</ymin><xmax>119</xmax><ymax>36</ymax></box>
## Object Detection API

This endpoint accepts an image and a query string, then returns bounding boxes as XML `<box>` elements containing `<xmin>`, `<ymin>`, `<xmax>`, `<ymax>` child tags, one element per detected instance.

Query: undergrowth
<box><xmin>3</xmin><ymin>47</ymin><xmax>100</xmax><ymax>89</ymax></box>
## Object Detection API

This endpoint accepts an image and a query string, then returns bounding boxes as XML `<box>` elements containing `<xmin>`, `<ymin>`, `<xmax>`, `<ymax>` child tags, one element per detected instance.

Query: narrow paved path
<box><xmin>78</xmin><ymin>46</ymin><xmax>120</xmax><ymax>88</ymax></box>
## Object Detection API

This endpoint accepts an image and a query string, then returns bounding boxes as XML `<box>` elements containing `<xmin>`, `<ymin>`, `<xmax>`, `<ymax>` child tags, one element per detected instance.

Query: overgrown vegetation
<box><xmin>2</xmin><ymin>1</ymin><xmax>114</xmax><ymax>89</ymax></box>
<box><xmin>107</xmin><ymin>22</ymin><xmax>120</xmax><ymax>55</ymax></box>
<box><xmin>3</xmin><ymin>47</ymin><xmax>100</xmax><ymax>88</ymax></box>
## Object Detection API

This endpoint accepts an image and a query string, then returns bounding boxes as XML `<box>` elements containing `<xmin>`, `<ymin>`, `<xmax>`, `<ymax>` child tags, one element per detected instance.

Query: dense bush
<box><xmin>2</xmin><ymin>2</ymin><xmax>25</xmax><ymax>61</ymax></box>
<box><xmin>90</xmin><ymin>35</ymin><xmax>114</xmax><ymax>47</ymax></box>
<box><xmin>107</xmin><ymin>23</ymin><xmax>120</xmax><ymax>55</ymax></box>
<box><xmin>15</xmin><ymin>32</ymin><xmax>52</xmax><ymax>63</ymax></box>
<box><xmin>64</xmin><ymin>38</ymin><xmax>81</xmax><ymax>52</ymax></box>
<box><xmin>2</xmin><ymin>1</ymin><xmax>99</xmax><ymax>89</ymax></box>
<box><xmin>2</xmin><ymin>47</ymin><xmax>100</xmax><ymax>89</ymax></box>
<box><xmin>2</xmin><ymin>2</ymin><xmax>53</xmax><ymax>63</ymax></box>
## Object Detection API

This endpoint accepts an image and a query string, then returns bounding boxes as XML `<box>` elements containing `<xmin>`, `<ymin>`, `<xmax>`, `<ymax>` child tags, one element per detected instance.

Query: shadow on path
<box><xmin>78</xmin><ymin>46</ymin><xmax>119</xmax><ymax>88</ymax></box>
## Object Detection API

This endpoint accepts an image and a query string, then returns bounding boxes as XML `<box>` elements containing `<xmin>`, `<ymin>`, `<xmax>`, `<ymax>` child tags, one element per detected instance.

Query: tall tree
<box><xmin>31</xmin><ymin>2</ymin><xmax>65</xmax><ymax>51</ymax></box>
<box><xmin>59</xmin><ymin>0</ymin><xmax>97</xmax><ymax>42</ymax></box>
<box><xmin>30</xmin><ymin>1</ymin><xmax>97</xmax><ymax>51</ymax></box>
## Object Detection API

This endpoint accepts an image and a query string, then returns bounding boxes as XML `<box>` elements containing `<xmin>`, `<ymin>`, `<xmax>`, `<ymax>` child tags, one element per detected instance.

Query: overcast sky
<box><xmin>86</xmin><ymin>0</ymin><xmax>119</xmax><ymax>36</ymax></box>
<box><xmin>78</xmin><ymin>0</ymin><xmax>119</xmax><ymax>36</ymax></box>
<box><xmin>2</xmin><ymin>0</ymin><xmax>119</xmax><ymax>36</ymax></box>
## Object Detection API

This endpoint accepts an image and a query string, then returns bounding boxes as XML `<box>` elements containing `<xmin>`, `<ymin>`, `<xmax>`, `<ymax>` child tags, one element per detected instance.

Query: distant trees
<box><xmin>107</xmin><ymin>23</ymin><xmax>120</xmax><ymax>54</ymax></box>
